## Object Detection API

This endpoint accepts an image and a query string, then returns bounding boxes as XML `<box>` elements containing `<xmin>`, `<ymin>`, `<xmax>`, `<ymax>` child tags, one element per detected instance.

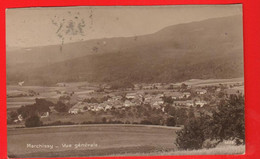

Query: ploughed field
<box><xmin>8</xmin><ymin>124</ymin><xmax>180</xmax><ymax>158</ymax></box>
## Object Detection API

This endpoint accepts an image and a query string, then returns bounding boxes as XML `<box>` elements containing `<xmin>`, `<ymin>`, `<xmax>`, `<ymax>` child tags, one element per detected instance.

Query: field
<box><xmin>8</xmin><ymin>124</ymin><xmax>180</xmax><ymax>158</ymax></box>
<box><xmin>113</xmin><ymin>145</ymin><xmax>245</xmax><ymax>156</ymax></box>
<box><xmin>176</xmin><ymin>77</ymin><xmax>244</xmax><ymax>87</ymax></box>
<box><xmin>6</xmin><ymin>83</ymin><xmax>97</xmax><ymax>109</ymax></box>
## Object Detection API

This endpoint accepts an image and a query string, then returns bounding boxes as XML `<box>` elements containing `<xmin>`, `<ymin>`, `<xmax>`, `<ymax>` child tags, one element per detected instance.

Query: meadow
<box><xmin>8</xmin><ymin>124</ymin><xmax>180</xmax><ymax>158</ymax></box>
<box><xmin>176</xmin><ymin>77</ymin><xmax>244</xmax><ymax>87</ymax></box>
<box><xmin>113</xmin><ymin>145</ymin><xmax>245</xmax><ymax>156</ymax></box>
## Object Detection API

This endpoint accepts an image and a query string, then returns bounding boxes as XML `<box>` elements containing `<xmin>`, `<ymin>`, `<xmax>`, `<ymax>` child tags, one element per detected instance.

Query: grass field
<box><xmin>176</xmin><ymin>77</ymin><xmax>244</xmax><ymax>87</ymax></box>
<box><xmin>8</xmin><ymin>124</ymin><xmax>180</xmax><ymax>158</ymax></box>
<box><xmin>113</xmin><ymin>145</ymin><xmax>245</xmax><ymax>156</ymax></box>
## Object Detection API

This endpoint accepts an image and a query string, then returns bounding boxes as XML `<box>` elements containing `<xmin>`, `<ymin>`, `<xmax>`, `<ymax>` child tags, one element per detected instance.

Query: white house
<box><xmin>126</xmin><ymin>93</ymin><xmax>137</xmax><ymax>99</ymax></box>
<box><xmin>124</xmin><ymin>100</ymin><xmax>136</xmax><ymax>107</ymax></box>
<box><xmin>195</xmin><ymin>101</ymin><xmax>207</xmax><ymax>107</ymax></box>
<box><xmin>183</xmin><ymin>92</ymin><xmax>191</xmax><ymax>98</ymax></box>
<box><xmin>41</xmin><ymin>112</ymin><xmax>49</xmax><ymax>118</ymax></box>
<box><xmin>196</xmin><ymin>89</ymin><xmax>207</xmax><ymax>95</ymax></box>
<box><xmin>18</xmin><ymin>114</ymin><xmax>23</xmax><ymax>121</ymax></box>
<box><xmin>69</xmin><ymin>108</ymin><xmax>80</xmax><ymax>114</ymax></box>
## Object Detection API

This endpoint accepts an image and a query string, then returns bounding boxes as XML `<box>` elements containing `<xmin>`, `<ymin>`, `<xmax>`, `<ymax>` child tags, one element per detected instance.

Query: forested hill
<box><xmin>7</xmin><ymin>15</ymin><xmax>244</xmax><ymax>85</ymax></box>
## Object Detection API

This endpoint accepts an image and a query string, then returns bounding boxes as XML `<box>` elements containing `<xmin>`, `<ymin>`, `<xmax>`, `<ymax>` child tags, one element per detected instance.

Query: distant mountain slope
<box><xmin>7</xmin><ymin>15</ymin><xmax>244</xmax><ymax>85</ymax></box>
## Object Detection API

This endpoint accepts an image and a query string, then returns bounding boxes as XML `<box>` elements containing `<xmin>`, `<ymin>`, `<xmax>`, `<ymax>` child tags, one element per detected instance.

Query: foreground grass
<box><xmin>113</xmin><ymin>145</ymin><xmax>245</xmax><ymax>156</ymax></box>
<box><xmin>9</xmin><ymin>145</ymin><xmax>245</xmax><ymax>158</ymax></box>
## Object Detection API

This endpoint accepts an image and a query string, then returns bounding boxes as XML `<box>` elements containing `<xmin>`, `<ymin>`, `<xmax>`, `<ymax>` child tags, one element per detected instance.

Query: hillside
<box><xmin>6</xmin><ymin>15</ymin><xmax>244</xmax><ymax>85</ymax></box>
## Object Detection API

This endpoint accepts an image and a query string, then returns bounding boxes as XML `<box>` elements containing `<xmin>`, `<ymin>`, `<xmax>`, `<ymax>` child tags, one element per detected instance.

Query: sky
<box><xmin>6</xmin><ymin>4</ymin><xmax>242</xmax><ymax>48</ymax></box>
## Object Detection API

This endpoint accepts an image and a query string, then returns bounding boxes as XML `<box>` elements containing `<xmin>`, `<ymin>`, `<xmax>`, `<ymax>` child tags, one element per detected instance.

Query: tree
<box><xmin>164</xmin><ymin>104</ymin><xmax>176</xmax><ymax>116</ymax></box>
<box><xmin>102</xmin><ymin>117</ymin><xmax>107</xmax><ymax>123</ymax></box>
<box><xmin>9</xmin><ymin>111</ymin><xmax>18</xmax><ymax>121</ymax></box>
<box><xmin>17</xmin><ymin>105</ymin><xmax>37</xmax><ymax>119</ymax></box>
<box><xmin>25</xmin><ymin>115</ymin><xmax>42</xmax><ymax>127</ymax></box>
<box><xmin>217</xmin><ymin>91</ymin><xmax>225</xmax><ymax>98</ymax></box>
<box><xmin>17</xmin><ymin>98</ymin><xmax>53</xmax><ymax>120</ymax></box>
<box><xmin>181</xmin><ymin>83</ymin><xmax>188</xmax><ymax>90</ymax></box>
<box><xmin>175</xmin><ymin>108</ymin><xmax>188</xmax><ymax>125</ymax></box>
<box><xmin>188</xmin><ymin>108</ymin><xmax>195</xmax><ymax>119</ymax></box>
<box><xmin>166</xmin><ymin>117</ymin><xmax>176</xmax><ymax>126</ymax></box>
<box><xmin>35</xmin><ymin>98</ymin><xmax>52</xmax><ymax>113</ymax></box>
<box><xmin>175</xmin><ymin>113</ymin><xmax>211</xmax><ymax>150</ymax></box>
<box><xmin>54</xmin><ymin>101</ymin><xmax>68</xmax><ymax>112</ymax></box>
<box><xmin>210</xmin><ymin>94</ymin><xmax>245</xmax><ymax>145</ymax></box>
<box><xmin>175</xmin><ymin>119</ymin><xmax>205</xmax><ymax>150</ymax></box>
<box><xmin>162</xmin><ymin>96</ymin><xmax>174</xmax><ymax>104</ymax></box>
<box><xmin>83</xmin><ymin>97</ymin><xmax>100</xmax><ymax>103</ymax></box>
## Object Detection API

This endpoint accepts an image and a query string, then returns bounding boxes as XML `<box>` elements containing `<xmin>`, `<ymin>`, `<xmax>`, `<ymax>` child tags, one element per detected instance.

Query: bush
<box><xmin>9</xmin><ymin>111</ymin><xmax>18</xmax><ymax>121</ymax></box>
<box><xmin>54</xmin><ymin>101</ymin><xmax>68</xmax><ymax>112</ymax></box>
<box><xmin>43</xmin><ymin>121</ymin><xmax>75</xmax><ymax>126</ymax></box>
<box><xmin>35</xmin><ymin>98</ymin><xmax>52</xmax><ymax>112</ymax></box>
<box><xmin>175</xmin><ymin>119</ymin><xmax>205</xmax><ymax>150</ymax></box>
<box><xmin>102</xmin><ymin>117</ymin><xmax>107</xmax><ymax>123</ymax></box>
<box><xmin>166</xmin><ymin>117</ymin><xmax>176</xmax><ymax>126</ymax></box>
<box><xmin>25</xmin><ymin>115</ymin><xmax>42</xmax><ymax>127</ymax></box>
<box><xmin>140</xmin><ymin>120</ymin><xmax>153</xmax><ymax>125</ymax></box>
<box><xmin>210</xmin><ymin>94</ymin><xmax>245</xmax><ymax>145</ymax></box>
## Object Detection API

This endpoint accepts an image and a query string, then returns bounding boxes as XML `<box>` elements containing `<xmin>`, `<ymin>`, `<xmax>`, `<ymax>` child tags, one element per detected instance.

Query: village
<box><xmin>62</xmin><ymin>81</ymin><xmax>244</xmax><ymax>115</ymax></box>
<box><xmin>7</xmin><ymin>79</ymin><xmax>244</xmax><ymax>125</ymax></box>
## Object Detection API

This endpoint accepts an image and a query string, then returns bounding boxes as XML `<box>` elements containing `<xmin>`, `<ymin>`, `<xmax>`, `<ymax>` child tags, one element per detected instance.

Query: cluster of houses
<box><xmin>68</xmin><ymin>88</ymin><xmax>210</xmax><ymax>114</ymax></box>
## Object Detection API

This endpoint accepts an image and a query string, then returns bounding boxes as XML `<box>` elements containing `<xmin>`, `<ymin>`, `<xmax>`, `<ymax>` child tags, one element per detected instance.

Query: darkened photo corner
<box><xmin>6</xmin><ymin>5</ymin><xmax>245</xmax><ymax>158</ymax></box>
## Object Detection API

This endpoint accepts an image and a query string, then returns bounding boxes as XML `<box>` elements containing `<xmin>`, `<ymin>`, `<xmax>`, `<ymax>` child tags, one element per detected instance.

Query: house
<box><xmin>164</xmin><ymin>92</ymin><xmax>184</xmax><ymax>99</ymax></box>
<box><xmin>183</xmin><ymin>92</ymin><xmax>191</xmax><ymax>98</ymax></box>
<box><xmin>152</xmin><ymin>100</ymin><xmax>164</xmax><ymax>106</ymax></box>
<box><xmin>196</xmin><ymin>89</ymin><xmax>207</xmax><ymax>95</ymax></box>
<box><xmin>151</xmin><ymin>96</ymin><xmax>164</xmax><ymax>108</ymax></box>
<box><xmin>216</xmin><ymin>88</ymin><xmax>221</xmax><ymax>92</ymax></box>
<box><xmin>156</xmin><ymin>93</ymin><xmax>164</xmax><ymax>98</ymax></box>
<box><xmin>18</xmin><ymin>114</ymin><xmax>23</xmax><ymax>121</ymax></box>
<box><xmin>142</xmin><ymin>84</ymin><xmax>154</xmax><ymax>90</ymax></box>
<box><xmin>162</xmin><ymin>107</ymin><xmax>165</xmax><ymax>112</ymax></box>
<box><xmin>132</xmin><ymin>98</ymin><xmax>142</xmax><ymax>106</ymax></box>
<box><xmin>185</xmin><ymin>100</ymin><xmax>194</xmax><ymax>107</ymax></box>
<box><xmin>124</xmin><ymin>100</ymin><xmax>135</xmax><ymax>107</ymax></box>
<box><xmin>126</xmin><ymin>93</ymin><xmax>137</xmax><ymax>99</ymax></box>
<box><xmin>174</xmin><ymin>100</ymin><xmax>194</xmax><ymax>107</ymax></box>
<box><xmin>143</xmin><ymin>96</ymin><xmax>152</xmax><ymax>104</ymax></box>
<box><xmin>112</xmin><ymin>95</ymin><xmax>123</xmax><ymax>101</ymax></box>
<box><xmin>152</xmin><ymin>104</ymin><xmax>161</xmax><ymax>109</ymax></box>
<box><xmin>113</xmin><ymin>105</ymin><xmax>123</xmax><ymax>109</ymax></box>
<box><xmin>134</xmin><ymin>84</ymin><xmax>143</xmax><ymax>90</ymax></box>
<box><xmin>105</xmin><ymin>105</ymin><xmax>112</xmax><ymax>111</ymax></box>
<box><xmin>95</xmin><ymin>105</ymin><xmax>105</xmax><ymax>111</ymax></box>
<box><xmin>153</xmin><ymin>83</ymin><xmax>163</xmax><ymax>89</ymax></box>
<box><xmin>69</xmin><ymin>102</ymin><xmax>95</xmax><ymax>114</ymax></box>
<box><xmin>18</xmin><ymin>81</ymin><xmax>25</xmax><ymax>86</ymax></box>
<box><xmin>41</xmin><ymin>112</ymin><xmax>49</xmax><ymax>118</ymax></box>
<box><xmin>69</xmin><ymin>108</ymin><xmax>80</xmax><ymax>114</ymax></box>
<box><xmin>195</xmin><ymin>101</ymin><xmax>207</xmax><ymax>107</ymax></box>
<box><xmin>225</xmin><ymin>87</ymin><xmax>244</xmax><ymax>96</ymax></box>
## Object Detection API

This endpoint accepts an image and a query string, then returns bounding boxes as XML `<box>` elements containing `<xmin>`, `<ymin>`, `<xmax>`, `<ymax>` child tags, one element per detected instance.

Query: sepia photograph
<box><xmin>6</xmin><ymin>5</ymin><xmax>245</xmax><ymax>158</ymax></box>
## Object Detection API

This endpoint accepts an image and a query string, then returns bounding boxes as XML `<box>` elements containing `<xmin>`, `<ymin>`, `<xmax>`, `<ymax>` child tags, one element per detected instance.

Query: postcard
<box><xmin>6</xmin><ymin>5</ymin><xmax>245</xmax><ymax>158</ymax></box>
